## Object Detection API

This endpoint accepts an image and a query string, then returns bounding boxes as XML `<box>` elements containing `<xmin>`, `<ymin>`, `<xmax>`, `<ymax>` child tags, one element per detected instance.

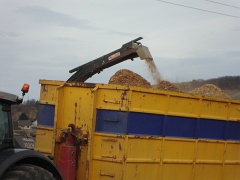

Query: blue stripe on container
<box><xmin>95</xmin><ymin>109</ymin><xmax>240</xmax><ymax>141</ymax></box>
<box><xmin>38</xmin><ymin>104</ymin><xmax>55</xmax><ymax>127</ymax></box>
<box><xmin>127</xmin><ymin>113</ymin><xmax>164</xmax><ymax>136</ymax></box>
<box><xmin>197</xmin><ymin>119</ymin><xmax>226</xmax><ymax>140</ymax></box>
<box><xmin>226</xmin><ymin>121</ymin><xmax>240</xmax><ymax>140</ymax></box>
<box><xmin>96</xmin><ymin>110</ymin><xmax>128</xmax><ymax>134</ymax></box>
<box><xmin>164</xmin><ymin>115</ymin><xmax>196</xmax><ymax>139</ymax></box>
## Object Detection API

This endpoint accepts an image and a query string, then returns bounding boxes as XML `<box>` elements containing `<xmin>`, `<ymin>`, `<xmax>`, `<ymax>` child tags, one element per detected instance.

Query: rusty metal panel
<box><xmin>92</xmin><ymin>133</ymin><xmax>125</xmax><ymax>162</ymax></box>
<box><xmin>77</xmin><ymin>146</ymin><xmax>88</xmax><ymax>180</ymax></box>
<box><xmin>225</xmin><ymin>142</ymin><xmax>240</xmax><ymax>162</ymax></box>
<box><xmin>36</xmin><ymin>80</ymin><xmax>240</xmax><ymax>179</ymax></box>
<box><xmin>58</xmin><ymin>145</ymin><xmax>76</xmax><ymax>180</ymax></box>
<box><xmin>124</xmin><ymin>163</ymin><xmax>160</xmax><ymax>179</ymax></box>
<box><xmin>90</xmin><ymin>133</ymin><xmax>124</xmax><ymax>179</ymax></box>
<box><xmin>90</xmin><ymin>161</ymin><xmax>123</xmax><ymax>179</ymax></box>
<box><xmin>167</xmin><ymin>95</ymin><xmax>200</xmax><ymax>118</ymax></box>
<box><xmin>36</xmin><ymin>80</ymin><xmax>63</xmax><ymax>159</ymax></box>
<box><xmin>34</xmin><ymin>126</ymin><xmax>55</xmax><ymax>156</ymax></box>
<box><xmin>194</xmin><ymin>164</ymin><xmax>222</xmax><ymax>180</ymax></box>
<box><xmin>39</xmin><ymin>80</ymin><xmax>64</xmax><ymax>105</ymax></box>
<box><xmin>161</xmin><ymin>164</ymin><xmax>193</xmax><ymax>180</ymax></box>
<box><xmin>128</xmin><ymin>87</ymin><xmax>240</xmax><ymax>122</ymax></box>
<box><xmin>196</xmin><ymin>140</ymin><xmax>225</xmax><ymax>161</ymax></box>
<box><xmin>126</xmin><ymin>137</ymin><xmax>161</xmax><ymax>161</ymax></box>
<box><xmin>55</xmin><ymin>86</ymin><xmax>93</xmax><ymax>130</ymax></box>
<box><xmin>95</xmin><ymin>88</ymin><xmax>129</xmax><ymax>111</ymax></box>
<box><xmin>129</xmin><ymin>90</ymin><xmax>167</xmax><ymax>114</ymax></box>
<box><xmin>163</xmin><ymin>138</ymin><xmax>195</xmax><ymax>161</ymax></box>
<box><xmin>90</xmin><ymin>133</ymin><xmax>240</xmax><ymax>179</ymax></box>
<box><xmin>228</xmin><ymin>102</ymin><xmax>240</xmax><ymax>121</ymax></box>
<box><xmin>200</xmin><ymin>99</ymin><xmax>229</xmax><ymax>120</ymax></box>
<box><xmin>223</xmin><ymin>165</ymin><xmax>240</xmax><ymax>179</ymax></box>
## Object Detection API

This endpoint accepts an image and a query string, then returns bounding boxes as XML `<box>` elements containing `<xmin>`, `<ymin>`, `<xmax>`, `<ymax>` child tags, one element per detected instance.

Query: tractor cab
<box><xmin>0</xmin><ymin>84</ymin><xmax>29</xmax><ymax>150</ymax></box>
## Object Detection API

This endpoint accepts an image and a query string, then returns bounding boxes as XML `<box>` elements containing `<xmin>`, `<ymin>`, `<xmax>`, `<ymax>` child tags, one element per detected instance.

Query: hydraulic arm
<box><xmin>67</xmin><ymin>37</ymin><xmax>153</xmax><ymax>82</ymax></box>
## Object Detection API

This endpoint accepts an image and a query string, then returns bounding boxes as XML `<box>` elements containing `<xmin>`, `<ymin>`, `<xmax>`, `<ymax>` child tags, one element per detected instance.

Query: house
<box><xmin>18</xmin><ymin>120</ymin><xmax>32</xmax><ymax>130</ymax></box>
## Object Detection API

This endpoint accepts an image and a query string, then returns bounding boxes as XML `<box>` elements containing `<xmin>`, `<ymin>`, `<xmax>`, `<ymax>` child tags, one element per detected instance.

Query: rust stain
<box><xmin>42</xmin><ymin>85</ymin><xmax>47</xmax><ymax>92</ymax></box>
<box><xmin>74</xmin><ymin>102</ymin><xmax>77</xmax><ymax>125</ymax></box>
<box><xmin>119</xmin><ymin>143</ymin><xmax>122</xmax><ymax>151</ymax></box>
<box><xmin>63</xmin><ymin>82</ymin><xmax>96</xmax><ymax>88</ymax></box>
<box><xmin>120</xmin><ymin>90</ymin><xmax>127</xmax><ymax>108</ymax></box>
<box><xmin>134</xmin><ymin>164</ymin><xmax>138</xmax><ymax>178</ymax></box>
<box><xmin>116</xmin><ymin>135</ymin><xmax>125</xmax><ymax>138</ymax></box>
<box><xmin>148</xmin><ymin>136</ymin><xmax>159</xmax><ymax>139</ymax></box>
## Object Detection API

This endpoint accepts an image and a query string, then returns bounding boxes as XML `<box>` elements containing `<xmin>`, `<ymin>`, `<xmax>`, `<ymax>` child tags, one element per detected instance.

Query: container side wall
<box><xmin>35</xmin><ymin>80</ymin><xmax>63</xmax><ymax>157</ymax></box>
<box><xmin>35</xmin><ymin>82</ymin><xmax>240</xmax><ymax>180</ymax></box>
<box><xmin>90</xmin><ymin>85</ymin><xmax>240</xmax><ymax>180</ymax></box>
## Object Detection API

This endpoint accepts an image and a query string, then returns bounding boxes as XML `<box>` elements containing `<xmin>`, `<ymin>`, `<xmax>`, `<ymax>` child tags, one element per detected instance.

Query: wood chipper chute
<box><xmin>67</xmin><ymin>37</ymin><xmax>153</xmax><ymax>82</ymax></box>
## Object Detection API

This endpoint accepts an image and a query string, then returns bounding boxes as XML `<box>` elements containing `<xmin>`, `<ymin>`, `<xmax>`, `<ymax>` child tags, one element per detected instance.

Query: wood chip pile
<box><xmin>108</xmin><ymin>69</ymin><xmax>231</xmax><ymax>99</ymax></box>
<box><xmin>108</xmin><ymin>69</ymin><xmax>181</xmax><ymax>92</ymax></box>
<box><xmin>108</xmin><ymin>69</ymin><xmax>151</xmax><ymax>88</ymax></box>
<box><xmin>189</xmin><ymin>84</ymin><xmax>230</xmax><ymax>99</ymax></box>
<box><xmin>155</xmin><ymin>81</ymin><xmax>182</xmax><ymax>92</ymax></box>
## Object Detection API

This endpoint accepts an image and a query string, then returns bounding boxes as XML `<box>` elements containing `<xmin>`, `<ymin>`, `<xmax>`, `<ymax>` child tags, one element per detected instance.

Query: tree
<box><xmin>19</xmin><ymin>113</ymin><xmax>29</xmax><ymax>120</ymax></box>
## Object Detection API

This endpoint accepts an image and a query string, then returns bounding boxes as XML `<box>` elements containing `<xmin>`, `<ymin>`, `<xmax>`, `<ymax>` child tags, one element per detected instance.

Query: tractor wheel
<box><xmin>2</xmin><ymin>164</ymin><xmax>56</xmax><ymax>180</ymax></box>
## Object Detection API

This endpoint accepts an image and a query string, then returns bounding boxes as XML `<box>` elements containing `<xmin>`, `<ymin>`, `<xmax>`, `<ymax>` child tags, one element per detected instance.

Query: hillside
<box><xmin>11</xmin><ymin>100</ymin><xmax>38</xmax><ymax>129</ymax></box>
<box><xmin>175</xmin><ymin>76</ymin><xmax>240</xmax><ymax>100</ymax></box>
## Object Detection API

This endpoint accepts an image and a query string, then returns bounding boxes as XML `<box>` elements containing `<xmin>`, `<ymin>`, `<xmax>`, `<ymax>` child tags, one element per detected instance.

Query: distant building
<box><xmin>31</xmin><ymin>120</ymin><xmax>37</xmax><ymax>128</ymax></box>
<box><xmin>18</xmin><ymin>120</ymin><xmax>32</xmax><ymax>130</ymax></box>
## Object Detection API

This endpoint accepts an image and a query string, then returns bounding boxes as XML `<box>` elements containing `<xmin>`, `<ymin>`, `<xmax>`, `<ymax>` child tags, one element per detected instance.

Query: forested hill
<box><xmin>176</xmin><ymin>76</ymin><xmax>240</xmax><ymax>92</ymax></box>
<box><xmin>175</xmin><ymin>76</ymin><xmax>240</xmax><ymax>100</ymax></box>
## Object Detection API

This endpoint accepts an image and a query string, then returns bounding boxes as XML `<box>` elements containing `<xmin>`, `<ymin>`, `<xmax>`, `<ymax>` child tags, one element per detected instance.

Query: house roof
<box><xmin>18</xmin><ymin>120</ymin><xmax>32</xmax><ymax>126</ymax></box>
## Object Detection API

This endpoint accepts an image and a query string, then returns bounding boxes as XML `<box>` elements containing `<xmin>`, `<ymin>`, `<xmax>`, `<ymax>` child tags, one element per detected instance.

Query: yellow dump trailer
<box><xmin>35</xmin><ymin>80</ymin><xmax>240</xmax><ymax>180</ymax></box>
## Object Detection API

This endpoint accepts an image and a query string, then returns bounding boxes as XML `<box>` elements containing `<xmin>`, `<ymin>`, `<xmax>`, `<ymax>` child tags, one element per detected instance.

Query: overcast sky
<box><xmin>1</xmin><ymin>0</ymin><xmax>240</xmax><ymax>99</ymax></box>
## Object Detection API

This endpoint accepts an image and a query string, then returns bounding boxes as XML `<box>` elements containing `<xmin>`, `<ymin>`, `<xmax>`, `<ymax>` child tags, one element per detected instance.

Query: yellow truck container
<box><xmin>35</xmin><ymin>80</ymin><xmax>240</xmax><ymax>180</ymax></box>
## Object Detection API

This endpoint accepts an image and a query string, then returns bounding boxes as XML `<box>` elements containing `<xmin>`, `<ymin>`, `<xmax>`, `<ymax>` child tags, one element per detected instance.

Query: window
<box><xmin>0</xmin><ymin>104</ymin><xmax>10</xmax><ymax>146</ymax></box>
